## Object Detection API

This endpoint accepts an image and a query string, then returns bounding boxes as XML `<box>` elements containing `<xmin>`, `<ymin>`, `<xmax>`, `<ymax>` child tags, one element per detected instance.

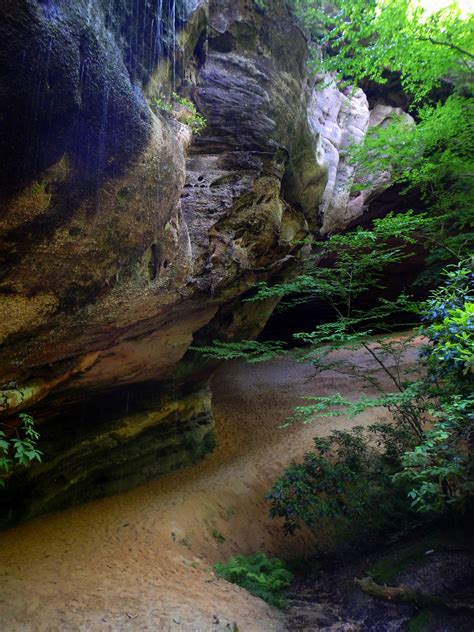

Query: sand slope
<box><xmin>0</xmin><ymin>343</ymin><xmax>419</xmax><ymax>631</ymax></box>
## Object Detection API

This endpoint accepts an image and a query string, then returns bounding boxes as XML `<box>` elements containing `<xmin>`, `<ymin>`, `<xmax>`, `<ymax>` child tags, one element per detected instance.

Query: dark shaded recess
<box><xmin>360</xmin><ymin>70</ymin><xmax>459</xmax><ymax>117</ymax></box>
<box><xmin>148</xmin><ymin>243</ymin><xmax>159</xmax><ymax>280</ymax></box>
<box><xmin>192</xmin><ymin>26</ymin><xmax>208</xmax><ymax>70</ymax></box>
<box><xmin>345</xmin><ymin>183</ymin><xmax>425</xmax><ymax>230</ymax></box>
<box><xmin>0</xmin><ymin>372</ymin><xmax>215</xmax><ymax>529</ymax></box>
<box><xmin>359</xmin><ymin>72</ymin><xmax>413</xmax><ymax>110</ymax></box>
<box><xmin>261</xmin><ymin>187</ymin><xmax>430</xmax><ymax>344</ymax></box>
<box><xmin>209</xmin><ymin>31</ymin><xmax>235</xmax><ymax>53</ymax></box>
<box><xmin>260</xmin><ymin>248</ymin><xmax>427</xmax><ymax>345</ymax></box>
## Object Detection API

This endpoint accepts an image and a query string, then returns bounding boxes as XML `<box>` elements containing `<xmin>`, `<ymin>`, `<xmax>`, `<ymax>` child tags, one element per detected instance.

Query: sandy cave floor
<box><xmin>0</xmin><ymin>341</ymin><xmax>421</xmax><ymax>631</ymax></box>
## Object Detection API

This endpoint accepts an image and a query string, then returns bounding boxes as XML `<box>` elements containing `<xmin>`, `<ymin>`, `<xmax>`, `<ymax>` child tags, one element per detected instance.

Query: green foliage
<box><xmin>347</xmin><ymin>96</ymin><xmax>474</xmax><ymax>270</ymax></box>
<box><xmin>152</xmin><ymin>92</ymin><xmax>206</xmax><ymax>134</ymax></box>
<box><xmin>288</xmin><ymin>380</ymin><xmax>426</xmax><ymax>435</ymax></box>
<box><xmin>211</xmin><ymin>528</ymin><xmax>226</xmax><ymax>543</ymax></box>
<box><xmin>290</xmin><ymin>0</ymin><xmax>474</xmax><ymax>102</ymax></box>
<box><xmin>253</xmin><ymin>211</ymin><xmax>426</xmax><ymax>317</ymax></box>
<box><xmin>396</xmin><ymin>400</ymin><xmax>472</xmax><ymax>514</ymax></box>
<box><xmin>171</xmin><ymin>92</ymin><xmax>207</xmax><ymax>134</ymax></box>
<box><xmin>191</xmin><ymin>339</ymin><xmax>286</xmax><ymax>363</ymax></box>
<box><xmin>267</xmin><ymin>261</ymin><xmax>473</xmax><ymax>532</ymax></box>
<box><xmin>428</xmin><ymin>301</ymin><xmax>474</xmax><ymax>373</ymax></box>
<box><xmin>193</xmin><ymin>211</ymin><xmax>424</xmax><ymax>363</ymax></box>
<box><xmin>392</xmin><ymin>262</ymin><xmax>474</xmax><ymax>513</ymax></box>
<box><xmin>266</xmin><ymin>425</ymin><xmax>415</xmax><ymax>538</ymax></box>
<box><xmin>215</xmin><ymin>552</ymin><xmax>293</xmax><ymax>608</ymax></box>
<box><xmin>291</xmin><ymin>0</ymin><xmax>474</xmax><ymax>277</ymax></box>
<box><xmin>153</xmin><ymin>96</ymin><xmax>174</xmax><ymax>114</ymax></box>
<box><xmin>422</xmin><ymin>262</ymin><xmax>474</xmax><ymax>377</ymax></box>
<box><xmin>0</xmin><ymin>413</ymin><xmax>42</xmax><ymax>488</ymax></box>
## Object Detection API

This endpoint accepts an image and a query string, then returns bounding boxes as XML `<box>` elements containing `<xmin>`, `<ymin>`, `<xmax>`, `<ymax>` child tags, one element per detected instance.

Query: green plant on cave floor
<box><xmin>211</xmin><ymin>528</ymin><xmax>226</xmax><ymax>543</ymax></box>
<box><xmin>0</xmin><ymin>413</ymin><xmax>42</xmax><ymax>488</ymax></box>
<box><xmin>266</xmin><ymin>424</ymin><xmax>420</xmax><ymax>539</ymax></box>
<box><xmin>215</xmin><ymin>552</ymin><xmax>293</xmax><ymax>608</ymax></box>
<box><xmin>152</xmin><ymin>92</ymin><xmax>206</xmax><ymax>134</ymax></box>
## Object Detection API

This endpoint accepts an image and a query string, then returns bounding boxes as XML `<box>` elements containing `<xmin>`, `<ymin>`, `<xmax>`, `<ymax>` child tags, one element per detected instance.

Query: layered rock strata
<box><xmin>0</xmin><ymin>0</ymin><xmax>326</xmax><ymax>525</ymax></box>
<box><xmin>0</xmin><ymin>0</ymin><xmax>410</xmax><ymax>526</ymax></box>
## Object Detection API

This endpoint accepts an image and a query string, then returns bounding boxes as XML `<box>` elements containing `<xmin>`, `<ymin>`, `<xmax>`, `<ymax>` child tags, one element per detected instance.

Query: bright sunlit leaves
<box><xmin>416</xmin><ymin>0</ymin><xmax>472</xmax><ymax>18</ymax></box>
<box><xmin>295</xmin><ymin>0</ymin><xmax>474</xmax><ymax>101</ymax></box>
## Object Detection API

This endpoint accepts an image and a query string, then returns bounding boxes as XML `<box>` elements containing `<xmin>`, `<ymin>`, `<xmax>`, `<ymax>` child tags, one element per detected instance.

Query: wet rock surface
<box><xmin>0</xmin><ymin>0</ymin><xmax>325</xmax><ymax>524</ymax></box>
<box><xmin>0</xmin><ymin>0</ymin><xmax>414</xmax><ymax>525</ymax></box>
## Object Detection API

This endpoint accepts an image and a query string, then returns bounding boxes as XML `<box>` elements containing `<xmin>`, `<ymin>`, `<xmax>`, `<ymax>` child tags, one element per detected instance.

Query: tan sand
<box><xmin>0</xmin><ymin>340</ymin><xmax>420</xmax><ymax>631</ymax></box>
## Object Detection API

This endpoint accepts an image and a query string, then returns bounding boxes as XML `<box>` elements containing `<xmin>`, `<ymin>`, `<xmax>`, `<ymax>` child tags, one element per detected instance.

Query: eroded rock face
<box><xmin>310</xmin><ymin>78</ymin><xmax>414</xmax><ymax>234</ymax></box>
<box><xmin>183</xmin><ymin>0</ymin><xmax>326</xmax><ymax>285</ymax></box>
<box><xmin>0</xmin><ymin>0</ymin><xmax>326</xmax><ymax>525</ymax></box>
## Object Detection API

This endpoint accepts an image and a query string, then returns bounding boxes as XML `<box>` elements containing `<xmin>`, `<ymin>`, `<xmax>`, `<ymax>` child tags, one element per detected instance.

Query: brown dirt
<box><xmin>0</xmin><ymin>340</ymin><xmax>421</xmax><ymax>631</ymax></box>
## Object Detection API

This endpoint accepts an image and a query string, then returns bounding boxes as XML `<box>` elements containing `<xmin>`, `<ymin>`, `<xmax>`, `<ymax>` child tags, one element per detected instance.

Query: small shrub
<box><xmin>266</xmin><ymin>425</ymin><xmax>415</xmax><ymax>540</ymax></box>
<box><xmin>215</xmin><ymin>552</ymin><xmax>293</xmax><ymax>608</ymax></box>
<box><xmin>152</xmin><ymin>92</ymin><xmax>206</xmax><ymax>134</ymax></box>
<box><xmin>267</xmin><ymin>260</ymin><xmax>473</xmax><ymax>537</ymax></box>
<box><xmin>0</xmin><ymin>412</ymin><xmax>42</xmax><ymax>487</ymax></box>
<box><xmin>211</xmin><ymin>528</ymin><xmax>226</xmax><ymax>543</ymax></box>
<box><xmin>153</xmin><ymin>96</ymin><xmax>173</xmax><ymax>114</ymax></box>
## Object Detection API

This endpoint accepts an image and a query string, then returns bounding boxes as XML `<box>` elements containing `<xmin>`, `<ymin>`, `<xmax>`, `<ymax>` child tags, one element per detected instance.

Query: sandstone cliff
<box><xmin>0</xmin><ymin>0</ymin><xmax>402</xmax><ymax>526</ymax></box>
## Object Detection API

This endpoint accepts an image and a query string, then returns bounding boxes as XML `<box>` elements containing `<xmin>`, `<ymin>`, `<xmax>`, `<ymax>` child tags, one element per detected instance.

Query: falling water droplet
<box><xmin>171</xmin><ymin>0</ymin><xmax>176</xmax><ymax>91</ymax></box>
<box><xmin>96</xmin><ymin>82</ymin><xmax>110</xmax><ymax>181</ymax></box>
